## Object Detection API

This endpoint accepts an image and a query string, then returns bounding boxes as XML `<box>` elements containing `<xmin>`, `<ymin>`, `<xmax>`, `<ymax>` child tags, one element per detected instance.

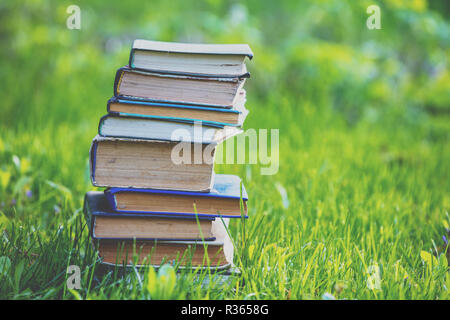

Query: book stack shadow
<box><xmin>83</xmin><ymin>39</ymin><xmax>253</xmax><ymax>272</ymax></box>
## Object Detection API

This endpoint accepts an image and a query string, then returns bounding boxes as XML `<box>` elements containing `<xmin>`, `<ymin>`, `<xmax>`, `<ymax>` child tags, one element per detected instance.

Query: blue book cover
<box><xmin>83</xmin><ymin>191</ymin><xmax>216</xmax><ymax>241</ymax></box>
<box><xmin>105</xmin><ymin>174</ymin><xmax>249</xmax><ymax>218</ymax></box>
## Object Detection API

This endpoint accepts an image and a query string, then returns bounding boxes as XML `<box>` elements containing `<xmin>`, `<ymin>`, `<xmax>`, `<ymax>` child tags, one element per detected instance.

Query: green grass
<box><xmin>0</xmin><ymin>0</ymin><xmax>449</xmax><ymax>299</ymax></box>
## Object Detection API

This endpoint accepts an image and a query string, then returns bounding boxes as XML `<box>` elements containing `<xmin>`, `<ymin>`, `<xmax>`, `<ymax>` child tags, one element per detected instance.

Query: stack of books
<box><xmin>83</xmin><ymin>39</ymin><xmax>253</xmax><ymax>271</ymax></box>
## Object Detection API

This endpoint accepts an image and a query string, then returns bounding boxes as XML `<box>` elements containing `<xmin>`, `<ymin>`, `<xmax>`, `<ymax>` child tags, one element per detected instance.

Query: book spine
<box><xmin>97</xmin><ymin>114</ymin><xmax>118</xmax><ymax>137</ymax></box>
<box><xmin>103</xmin><ymin>189</ymin><xmax>117</xmax><ymax>211</ymax></box>
<box><xmin>89</xmin><ymin>138</ymin><xmax>99</xmax><ymax>187</ymax></box>
<box><xmin>106</xmin><ymin>96</ymin><xmax>118</xmax><ymax>113</ymax></box>
<box><xmin>128</xmin><ymin>47</ymin><xmax>136</xmax><ymax>69</ymax></box>
<box><xmin>113</xmin><ymin>68</ymin><xmax>126</xmax><ymax>97</ymax></box>
<box><xmin>106</xmin><ymin>98</ymin><xmax>127</xmax><ymax>118</ymax></box>
<box><xmin>83</xmin><ymin>193</ymin><xmax>95</xmax><ymax>238</ymax></box>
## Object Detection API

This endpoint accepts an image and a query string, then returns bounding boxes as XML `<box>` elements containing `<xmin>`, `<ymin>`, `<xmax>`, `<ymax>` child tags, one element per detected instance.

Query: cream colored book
<box><xmin>129</xmin><ymin>39</ymin><xmax>253</xmax><ymax>77</ymax></box>
<box><xmin>89</xmin><ymin>136</ymin><xmax>214</xmax><ymax>191</ymax></box>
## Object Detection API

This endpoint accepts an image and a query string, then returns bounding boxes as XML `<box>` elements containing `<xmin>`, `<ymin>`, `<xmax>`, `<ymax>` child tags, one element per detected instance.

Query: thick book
<box><xmin>129</xmin><ymin>39</ymin><xmax>253</xmax><ymax>78</ymax></box>
<box><xmin>89</xmin><ymin>135</ymin><xmax>221</xmax><ymax>191</ymax></box>
<box><xmin>105</xmin><ymin>174</ymin><xmax>248</xmax><ymax>218</ymax></box>
<box><xmin>84</xmin><ymin>191</ymin><xmax>222</xmax><ymax>241</ymax></box>
<box><xmin>95</xmin><ymin>232</ymin><xmax>233</xmax><ymax>269</ymax></box>
<box><xmin>98</xmin><ymin>114</ymin><xmax>242</xmax><ymax>142</ymax></box>
<box><xmin>107</xmin><ymin>92</ymin><xmax>248</xmax><ymax>127</ymax></box>
<box><xmin>114</xmin><ymin>67</ymin><xmax>245</xmax><ymax>109</ymax></box>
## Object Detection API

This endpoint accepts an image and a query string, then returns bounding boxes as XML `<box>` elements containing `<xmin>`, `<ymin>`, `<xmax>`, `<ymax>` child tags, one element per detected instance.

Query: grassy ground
<box><xmin>0</xmin><ymin>0</ymin><xmax>449</xmax><ymax>299</ymax></box>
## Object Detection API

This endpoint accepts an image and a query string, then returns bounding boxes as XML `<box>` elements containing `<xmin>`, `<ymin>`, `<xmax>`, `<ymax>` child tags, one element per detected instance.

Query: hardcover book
<box><xmin>129</xmin><ymin>39</ymin><xmax>253</xmax><ymax>77</ymax></box>
<box><xmin>84</xmin><ymin>191</ymin><xmax>222</xmax><ymax>241</ymax></box>
<box><xmin>114</xmin><ymin>67</ymin><xmax>245</xmax><ymax>108</ymax></box>
<box><xmin>89</xmin><ymin>135</ymin><xmax>216</xmax><ymax>191</ymax></box>
<box><xmin>96</xmin><ymin>234</ymin><xmax>233</xmax><ymax>269</ymax></box>
<box><xmin>98</xmin><ymin>114</ymin><xmax>243</xmax><ymax>142</ymax></box>
<box><xmin>105</xmin><ymin>174</ymin><xmax>248</xmax><ymax>218</ymax></box>
<box><xmin>107</xmin><ymin>91</ymin><xmax>248</xmax><ymax>127</ymax></box>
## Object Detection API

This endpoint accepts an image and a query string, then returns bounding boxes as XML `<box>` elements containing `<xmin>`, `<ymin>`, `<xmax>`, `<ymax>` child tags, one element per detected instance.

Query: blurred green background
<box><xmin>0</xmin><ymin>0</ymin><xmax>449</xmax><ymax>299</ymax></box>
